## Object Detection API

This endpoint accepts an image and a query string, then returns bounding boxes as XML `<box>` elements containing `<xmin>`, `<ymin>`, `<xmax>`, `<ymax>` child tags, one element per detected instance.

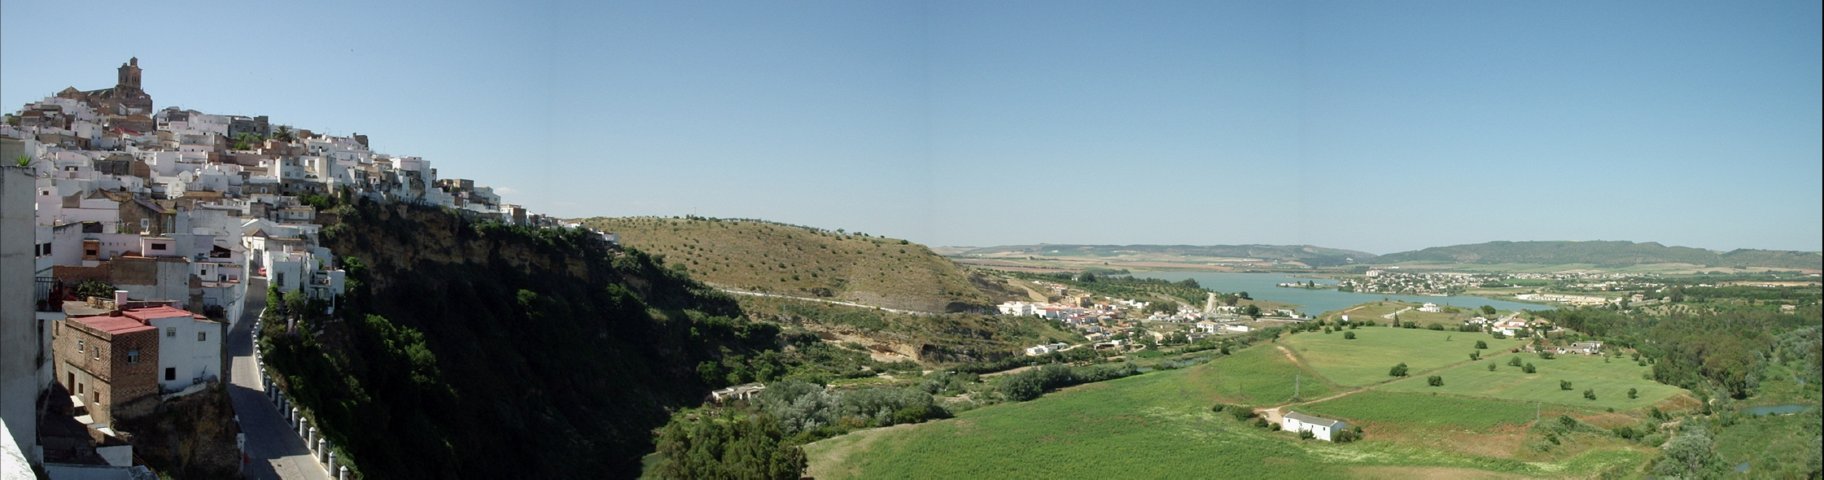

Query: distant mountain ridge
<box><xmin>954</xmin><ymin>244</ymin><xmax>1377</xmax><ymax>267</ymax></box>
<box><xmin>1374</xmin><ymin>241</ymin><xmax>1823</xmax><ymax>270</ymax></box>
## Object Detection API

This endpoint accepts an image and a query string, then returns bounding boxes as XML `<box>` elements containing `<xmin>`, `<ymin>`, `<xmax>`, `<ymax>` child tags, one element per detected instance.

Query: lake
<box><xmin>1127</xmin><ymin>271</ymin><xmax>1553</xmax><ymax>316</ymax></box>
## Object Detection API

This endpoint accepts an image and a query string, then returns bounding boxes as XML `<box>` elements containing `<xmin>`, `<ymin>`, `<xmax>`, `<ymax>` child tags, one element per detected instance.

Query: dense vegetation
<box><xmin>1374</xmin><ymin>240</ymin><xmax>1822</xmax><ymax>269</ymax></box>
<box><xmin>956</xmin><ymin>243</ymin><xmax>1377</xmax><ymax>267</ymax></box>
<box><xmin>264</xmin><ymin>198</ymin><xmax>788</xmax><ymax>479</ymax></box>
<box><xmin>1536</xmin><ymin>304</ymin><xmax>1820</xmax><ymax>399</ymax></box>
<box><xmin>582</xmin><ymin>216</ymin><xmax>999</xmax><ymax>312</ymax></box>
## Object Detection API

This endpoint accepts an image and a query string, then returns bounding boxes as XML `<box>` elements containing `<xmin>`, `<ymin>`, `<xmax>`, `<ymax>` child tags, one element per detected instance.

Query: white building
<box><xmin>122</xmin><ymin>306</ymin><xmax>222</xmax><ymax>393</ymax></box>
<box><xmin>1282</xmin><ymin>411</ymin><xmax>1347</xmax><ymax>441</ymax></box>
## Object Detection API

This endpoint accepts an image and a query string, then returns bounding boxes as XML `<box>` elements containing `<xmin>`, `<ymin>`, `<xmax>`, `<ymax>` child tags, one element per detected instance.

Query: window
<box><xmin>42</xmin><ymin>243</ymin><xmax>51</xmax><ymax>256</ymax></box>
<box><xmin>150</xmin><ymin>243</ymin><xmax>167</xmax><ymax>251</ymax></box>
<box><xmin>93</xmin><ymin>348</ymin><xmax>100</xmax><ymax>360</ymax></box>
<box><xmin>77</xmin><ymin>340</ymin><xmax>85</xmax><ymax>353</ymax></box>
<box><xmin>166</xmin><ymin>327</ymin><xmax>176</xmax><ymax>338</ymax></box>
<box><xmin>127</xmin><ymin>349</ymin><xmax>139</xmax><ymax>364</ymax></box>
<box><xmin>165</xmin><ymin>368</ymin><xmax>175</xmax><ymax>381</ymax></box>
<box><xmin>197</xmin><ymin>331</ymin><xmax>206</xmax><ymax>342</ymax></box>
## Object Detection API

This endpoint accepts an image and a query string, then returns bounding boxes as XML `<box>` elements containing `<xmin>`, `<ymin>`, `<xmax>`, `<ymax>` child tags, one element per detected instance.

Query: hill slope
<box><xmin>1376</xmin><ymin>241</ymin><xmax>1823</xmax><ymax>270</ymax></box>
<box><xmin>955</xmin><ymin>244</ymin><xmax>1377</xmax><ymax>267</ymax></box>
<box><xmin>264</xmin><ymin>200</ymin><xmax>780</xmax><ymax>479</ymax></box>
<box><xmin>582</xmin><ymin>217</ymin><xmax>997</xmax><ymax>312</ymax></box>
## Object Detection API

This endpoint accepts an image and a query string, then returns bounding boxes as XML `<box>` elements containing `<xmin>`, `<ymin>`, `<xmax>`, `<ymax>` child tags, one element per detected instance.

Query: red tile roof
<box><xmin>122</xmin><ymin>306</ymin><xmax>199</xmax><ymax>322</ymax></box>
<box><xmin>73</xmin><ymin>315</ymin><xmax>155</xmax><ymax>335</ymax></box>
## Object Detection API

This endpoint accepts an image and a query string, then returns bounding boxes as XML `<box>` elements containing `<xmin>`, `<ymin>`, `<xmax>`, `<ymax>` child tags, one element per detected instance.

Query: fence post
<box><xmin>339</xmin><ymin>466</ymin><xmax>349</xmax><ymax>480</ymax></box>
<box><xmin>328</xmin><ymin>450</ymin><xmax>337</xmax><ymax>473</ymax></box>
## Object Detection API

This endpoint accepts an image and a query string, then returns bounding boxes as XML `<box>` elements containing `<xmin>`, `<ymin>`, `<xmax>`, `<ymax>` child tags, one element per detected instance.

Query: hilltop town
<box><xmin>1</xmin><ymin>59</ymin><xmax>590</xmax><ymax>478</ymax></box>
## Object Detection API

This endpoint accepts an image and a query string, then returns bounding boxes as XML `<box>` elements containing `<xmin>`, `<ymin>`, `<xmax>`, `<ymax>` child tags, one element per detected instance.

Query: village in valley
<box><xmin>1</xmin><ymin>59</ymin><xmax>585</xmax><ymax>478</ymax></box>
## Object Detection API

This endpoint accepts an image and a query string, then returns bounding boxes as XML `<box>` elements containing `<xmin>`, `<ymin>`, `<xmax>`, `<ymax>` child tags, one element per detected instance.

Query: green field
<box><xmin>803</xmin><ymin>311</ymin><xmax>1693</xmax><ymax>479</ymax></box>
<box><xmin>804</xmin><ymin>352</ymin><xmax>1640</xmax><ymax>479</ymax></box>
<box><xmin>1202</xmin><ymin>341</ymin><xmax>1335</xmax><ymax>405</ymax></box>
<box><xmin>1299</xmin><ymin>391</ymin><xmax>1540</xmax><ymax>431</ymax></box>
<box><xmin>1375</xmin><ymin>352</ymin><xmax>1686</xmax><ymax>411</ymax></box>
<box><xmin>1282</xmin><ymin>328</ymin><xmax>1526</xmax><ymax>387</ymax></box>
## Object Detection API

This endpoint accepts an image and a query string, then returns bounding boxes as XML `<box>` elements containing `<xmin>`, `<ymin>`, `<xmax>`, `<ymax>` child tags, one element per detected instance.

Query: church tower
<box><xmin>117</xmin><ymin>57</ymin><xmax>142</xmax><ymax>91</ymax></box>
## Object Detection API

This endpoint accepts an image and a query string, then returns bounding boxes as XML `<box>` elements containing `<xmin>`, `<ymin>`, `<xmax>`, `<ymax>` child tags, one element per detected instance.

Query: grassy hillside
<box><xmin>265</xmin><ymin>199</ymin><xmax>783</xmax><ymax>479</ymax></box>
<box><xmin>1375</xmin><ymin>241</ymin><xmax>1823</xmax><ymax>270</ymax></box>
<box><xmin>956</xmin><ymin>244</ymin><xmax>1377</xmax><ymax>268</ymax></box>
<box><xmin>582</xmin><ymin>216</ymin><xmax>999</xmax><ymax>312</ymax></box>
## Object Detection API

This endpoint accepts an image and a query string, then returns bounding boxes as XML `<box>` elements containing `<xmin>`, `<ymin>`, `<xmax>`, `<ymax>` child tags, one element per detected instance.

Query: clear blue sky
<box><xmin>4</xmin><ymin>0</ymin><xmax>1819</xmax><ymax>253</ymax></box>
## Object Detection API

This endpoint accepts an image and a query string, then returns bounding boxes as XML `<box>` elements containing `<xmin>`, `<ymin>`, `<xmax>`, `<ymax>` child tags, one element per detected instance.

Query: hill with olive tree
<box><xmin>581</xmin><ymin>216</ymin><xmax>1014</xmax><ymax>313</ymax></box>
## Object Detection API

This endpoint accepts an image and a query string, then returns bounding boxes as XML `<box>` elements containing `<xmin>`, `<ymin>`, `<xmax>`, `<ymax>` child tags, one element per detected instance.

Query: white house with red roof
<box><xmin>122</xmin><ymin>306</ymin><xmax>222</xmax><ymax>392</ymax></box>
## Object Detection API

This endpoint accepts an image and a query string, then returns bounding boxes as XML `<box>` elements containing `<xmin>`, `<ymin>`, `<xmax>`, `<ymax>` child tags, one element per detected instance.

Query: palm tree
<box><xmin>275</xmin><ymin>125</ymin><xmax>294</xmax><ymax>142</ymax></box>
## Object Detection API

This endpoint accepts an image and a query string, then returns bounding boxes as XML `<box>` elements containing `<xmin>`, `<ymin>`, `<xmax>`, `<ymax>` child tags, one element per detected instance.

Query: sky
<box><xmin>3</xmin><ymin>0</ymin><xmax>1819</xmax><ymax>254</ymax></box>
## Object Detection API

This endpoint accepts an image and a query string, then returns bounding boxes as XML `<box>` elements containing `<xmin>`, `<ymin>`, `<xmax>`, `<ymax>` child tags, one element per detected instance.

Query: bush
<box><xmin>1560</xmin><ymin>380</ymin><xmax>1573</xmax><ymax>391</ymax></box>
<box><xmin>1627</xmin><ymin>387</ymin><xmax>1639</xmax><ymax>399</ymax></box>
<box><xmin>1538</xmin><ymin>351</ymin><xmax>1556</xmax><ymax>360</ymax></box>
<box><xmin>1508</xmin><ymin>357</ymin><xmax>1523</xmax><ymax>367</ymax></box>
<box><xmin>1343</xmin><ymin>331</ymin><xmax>1356</xmax><ymax>340</ymax></box>
<box><xmin>1583</xmin><ymin>389</ymin><xmax>1596</xmax><ymax>401</ymax></box>
<box><xmin>1427</xmin><ymin>323</ymin><xmax>1445</xmax><ymax>331</ymax></box>
<box><xmin>1389</xmin><ymin>362</ymin><xmax>1409</xmax><ymax>377</ymax></box>
<box><xmin>1298</xmin><ymin>430</ymin><xmax>1315</xmax><ymax>440</ymax></box>
<box><xmin>1469</xmin><ymin>351</ymin><xmax>1480</xmax><ymax>361</ymax></box>
<box><xmin>1229</xmin><ymin>406</ymin><xmax>1256</xmax><ymax>422</ymax></box>
<box><xmin>1487</xmin><ymin>363</ymin><xmax>1497</xmax><ymax>371</ymax></box>
<box><xmin>1474</xmin><ymin>340</ymin><xmax>1488</xmax><ymax>349</ymax></box>
<box><xmin>1427</xmin><ymin>375</ymin><xmax>1444</xmax><ymax>387</ymax></box>
<box><xmin>1523</xmin><ymin>363</ymin><xmax>1537</xmax><ymax>374</ymax></box>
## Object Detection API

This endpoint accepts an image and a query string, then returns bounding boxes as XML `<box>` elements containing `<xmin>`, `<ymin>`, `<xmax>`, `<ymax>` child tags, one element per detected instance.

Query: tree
<box><xmin>1480</xmin><ymin>305</ymin><xmax>1498</xmax><ymax>316</ymax></box>
<box><xmin>1487</xmin><ymin>362</ymin><xmax>1497</xmax><ymax>372</ymax></box>
<box><xmin>1469</xmin><ymin>351</ymin><xmax>1480</xmax><ymax>361</ymax></box>
<box><xmin>1508</xmin><ymin>357</ymin><xmax>1523</xmax><ymax>367</ymax></box>
<box><xmin>1627</xmin><ymin>387</ymin><xmax>1639</xmax><ymax>400</ymax></box>
<box><xmin>1427</xmin><ymin>375</ymin><xmax>1444</xmax><ymax>387</ymax></box>
<box><xmin>653</xmin><ymin>409</ymin><xmax>806</xmax><ymax>480</ymax></box>
<box><xmin>1560</xmin><ymin>380</ymin><xmax>1573</xmax><ymax>391</ymax></box>
<box><xmin>1523</xmin><ymin>363</ymin><xmax>1537</xmax><ymax>374</ymax></box>
<box><xmin>275</xmin><ymin>125</ymin><xmax>294</xmax><ymax>142</ymax></box>
<box><xmin>1538</xmin><ymin>350</ymin><xmax>1555</xmax><ymax>360</ymax></box>
<box><xmin>1474</xmin><ymin>340</ymin><xmax>1488</xmax><ymax>349</ymax></box>
<box><xmin>1583</xmin><ymin>388</ymin><xmax>1596</xmax><ymax>400</ymax></box>
<box><xmin>1389</xmin><ymin>362</ymin><xmax>1409</xmax><ymax>377</ymax></box>
<box><xmin>1244</xmin><ymin>304</ymin><xmax>1262</xmax><ymax>319</ymax></box>
<box><xmin>1343</xmin><ymin>331</ymin><xmax>1357</xmax><ymax>340</ymax></box>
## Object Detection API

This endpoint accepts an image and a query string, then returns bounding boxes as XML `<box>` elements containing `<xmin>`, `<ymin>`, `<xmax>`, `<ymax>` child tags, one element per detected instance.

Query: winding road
<box><xmin>225</xmin><ymin>278</ymin><xmax>332</xmax><ymax>480</ymax></box>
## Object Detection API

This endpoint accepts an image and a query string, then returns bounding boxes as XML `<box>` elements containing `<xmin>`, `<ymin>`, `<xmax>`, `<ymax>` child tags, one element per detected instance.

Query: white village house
<box><xmin>1281</xmin><ymin>411</ymin><xmax>1347</xmax><ymax>442</ymax></box>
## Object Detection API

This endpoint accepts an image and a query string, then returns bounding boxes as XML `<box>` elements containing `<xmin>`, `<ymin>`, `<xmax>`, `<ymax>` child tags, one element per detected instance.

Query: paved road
<box><xmin>225</xmin><ymin>278</ymin><xmax>332</xmax><ymax>480</ymax></box>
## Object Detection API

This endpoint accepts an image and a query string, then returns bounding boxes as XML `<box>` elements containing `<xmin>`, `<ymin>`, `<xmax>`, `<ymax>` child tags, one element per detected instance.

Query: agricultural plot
<box><xmin>1282</xmin><ymin>328</ymin><xmax>1525</xmax><ymax>387</ymax></box>
<box><xmin>1376</xmin><ymin>352</ymin><xmax>1686</xmax><ymax>411</ymax></box>
<box><xmin>1298</xmin><ymin>391</ymin><xmax>1539</xmax><ymax>431</ymax></box>
<box><xmin>1201</xmin><ymin>342</ymin><xmax>1336</xmax><ymax>405</ymax></box>
<box><xmin>804</xmin><ymin>345</ymin><xmax>1654</xmax><ymax>479</ymax></box>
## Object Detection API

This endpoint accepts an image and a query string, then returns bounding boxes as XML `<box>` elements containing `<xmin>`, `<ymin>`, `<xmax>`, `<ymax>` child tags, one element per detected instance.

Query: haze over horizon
<box><xmin>4</xmin><ymin>0</ymin><xmax>1819</xmax><ymax>253</ymax></box>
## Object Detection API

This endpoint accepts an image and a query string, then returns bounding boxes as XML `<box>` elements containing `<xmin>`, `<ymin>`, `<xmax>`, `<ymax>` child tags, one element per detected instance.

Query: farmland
<box><xmin>1375</xmin><ymin>352</ymin><xmax>1688</xmax><ymax>411</ymax></box>
<box><xmin>805</xmin><ymin>342</ymin><xmax>1662</xmax><ymax>478</ymax></box>
<box><xmin>1281</xmin><ymin>327</ymin><xmax>1526</xmax><ymax>387</ymax></box>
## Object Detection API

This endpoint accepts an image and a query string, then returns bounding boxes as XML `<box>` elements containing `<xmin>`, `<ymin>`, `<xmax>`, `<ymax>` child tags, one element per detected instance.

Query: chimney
<box><xmin>114</xmin><ymin>290</ymin><xmax>129</xmax><ymax>310</ymax></box>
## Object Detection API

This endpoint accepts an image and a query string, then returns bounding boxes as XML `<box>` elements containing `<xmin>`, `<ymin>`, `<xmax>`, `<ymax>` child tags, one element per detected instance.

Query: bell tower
<box><xmin>117</xmin><ymin>57</ymin><xmax>142</xmax><ymax>91</ymax></box>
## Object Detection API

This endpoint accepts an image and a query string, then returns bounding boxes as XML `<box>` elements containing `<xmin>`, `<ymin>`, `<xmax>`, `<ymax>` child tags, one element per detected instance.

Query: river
<box><xmin>1126</xmin><ymin>271</ymin><xmax>1553</xmax><ymax>316</ymax></box>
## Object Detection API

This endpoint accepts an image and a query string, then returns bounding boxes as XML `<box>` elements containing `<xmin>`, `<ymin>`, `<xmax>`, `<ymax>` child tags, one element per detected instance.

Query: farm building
<box><xmin>1281</xmin><ymin>411</ymin><xmax>1347</xmax><ymax>442</ymax></box>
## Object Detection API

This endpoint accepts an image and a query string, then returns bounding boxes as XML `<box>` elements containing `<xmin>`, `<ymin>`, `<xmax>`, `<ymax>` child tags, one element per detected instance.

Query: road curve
<box><xmin>225</xmin><ymin>278</ymin><xmax>333</xmax><ymax>480</ymax></box>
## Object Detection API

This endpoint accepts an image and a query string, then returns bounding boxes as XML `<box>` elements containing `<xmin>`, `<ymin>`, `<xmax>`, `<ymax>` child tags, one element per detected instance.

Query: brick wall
<box><xmin>50</xmin><ymin>320</ymin><xmax>160</xmax><ymax>425</ymax></box>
